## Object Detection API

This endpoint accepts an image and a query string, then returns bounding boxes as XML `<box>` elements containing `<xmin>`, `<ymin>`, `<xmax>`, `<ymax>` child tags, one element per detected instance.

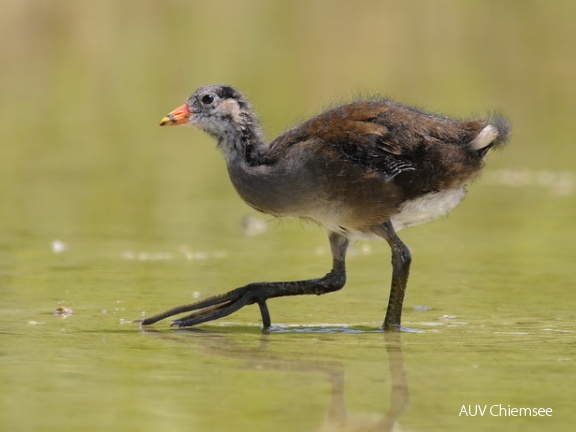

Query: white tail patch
<box><xmin>469</xmin><ymin>125</ymin><xmax>499</xmax><ymax>150</ymax></box>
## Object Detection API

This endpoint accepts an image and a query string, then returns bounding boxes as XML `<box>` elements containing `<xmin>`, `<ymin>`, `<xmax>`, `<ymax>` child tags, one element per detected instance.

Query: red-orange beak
<box><xmin>159</xmin><ymin>103</ymin><xmax>191</xmax><ymax>126</ymax></box>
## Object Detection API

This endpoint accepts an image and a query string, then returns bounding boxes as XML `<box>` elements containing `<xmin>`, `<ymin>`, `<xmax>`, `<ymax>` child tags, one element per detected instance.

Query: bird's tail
<box><xmin>469</xmin><ymin>113</ymin><xmax>511</xmax><ymax>152</ymax></box>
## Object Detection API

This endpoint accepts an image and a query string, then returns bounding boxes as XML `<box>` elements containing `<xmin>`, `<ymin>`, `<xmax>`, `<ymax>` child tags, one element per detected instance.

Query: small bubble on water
<box><xmin>51</xmin><ymin>240</ymin><xmax>67</xmax><ymax>254</ymax></box>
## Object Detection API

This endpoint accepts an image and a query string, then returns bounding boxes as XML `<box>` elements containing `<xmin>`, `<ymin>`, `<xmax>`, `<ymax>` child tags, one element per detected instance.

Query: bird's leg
<box><xmin>376</xmin><ymin>221</ymin><xmax>412</xmax><ymax>331</ymax></box>
<box><xmin>137</xmin><ymin>232</ymin><xmax>349</xmax><ymax>329</ymax></box>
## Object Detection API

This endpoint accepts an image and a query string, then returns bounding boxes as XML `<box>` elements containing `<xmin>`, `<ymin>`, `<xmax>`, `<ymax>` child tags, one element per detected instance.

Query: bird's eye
<box><xmin>201</xmin><ymin>94</ymin><xmax>214</xmax><ymax>105</ymax></box>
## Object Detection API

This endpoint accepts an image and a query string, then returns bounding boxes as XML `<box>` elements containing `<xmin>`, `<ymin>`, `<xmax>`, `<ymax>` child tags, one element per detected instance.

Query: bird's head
<box><xmin>160</xmin><ymin>84</ymin><xmax>251</xmax><ymax>139</ymax></box>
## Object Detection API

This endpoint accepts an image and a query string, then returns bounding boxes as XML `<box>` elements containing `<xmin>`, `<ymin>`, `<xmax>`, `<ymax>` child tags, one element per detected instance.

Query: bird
<box><xmin>138</xmin><ymin>84</ymin><xmax>510</xmax><ymax>331</ymax></box>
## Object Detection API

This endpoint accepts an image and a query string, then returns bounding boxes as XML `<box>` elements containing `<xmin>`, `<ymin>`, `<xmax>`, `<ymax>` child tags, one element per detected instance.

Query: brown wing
<box><xmin>268</xmin><ymin>98</ymin><xmax>490</xmax><ymax>192</ymax></box>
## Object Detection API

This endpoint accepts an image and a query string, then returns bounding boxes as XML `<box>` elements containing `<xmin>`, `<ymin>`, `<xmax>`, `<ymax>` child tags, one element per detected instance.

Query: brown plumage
<box><xmin>138</xmin><ymin>84</ymin><xmax>510</xmax><ymax>330</ymax></box>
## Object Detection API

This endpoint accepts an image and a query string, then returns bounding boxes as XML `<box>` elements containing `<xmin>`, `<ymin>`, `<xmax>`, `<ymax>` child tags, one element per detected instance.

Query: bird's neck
<box><xmin>214</xmin><ymin>111</ymin><xmax>268</xmax><ymax>166</ymax></box>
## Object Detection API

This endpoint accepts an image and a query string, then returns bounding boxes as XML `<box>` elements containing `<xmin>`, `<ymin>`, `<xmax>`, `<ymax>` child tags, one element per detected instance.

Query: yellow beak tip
<box><xmin>159</xmin><ymin>116</ymin><xmax>171</xmax><ymax>126</ymax></box>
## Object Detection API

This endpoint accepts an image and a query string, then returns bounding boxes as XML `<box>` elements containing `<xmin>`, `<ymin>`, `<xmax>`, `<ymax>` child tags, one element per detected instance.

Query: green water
<box><xmin>1</xmin><ymin>1</ymin><xmax>575</xmax><ymax>431</ymax></box>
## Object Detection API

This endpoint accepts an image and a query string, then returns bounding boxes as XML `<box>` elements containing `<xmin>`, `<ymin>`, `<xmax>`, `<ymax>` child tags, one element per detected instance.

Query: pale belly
<box><xmin>390</xmin><ymin>187</ymin><xmax>466</xmax><ymax>231</ymax></box>
<box><xmin>229</xmin><ymin>160</ymin><xmax>467</xmax><ymax>238</ymax></box>
<box><xmin>291</xmin><ymin>187</ymin><xmax>465</xmax><ymax>240</ymax></box>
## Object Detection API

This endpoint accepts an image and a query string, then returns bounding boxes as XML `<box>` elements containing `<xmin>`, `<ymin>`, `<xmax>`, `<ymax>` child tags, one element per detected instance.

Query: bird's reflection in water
<box><xmin>140</xmin><ymin>327</ymin><xmax>410</xmax><ymax>432</ymax></box>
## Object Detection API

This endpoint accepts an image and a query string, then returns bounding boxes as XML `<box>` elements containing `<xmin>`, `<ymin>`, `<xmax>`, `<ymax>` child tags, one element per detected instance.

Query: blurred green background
<box><xmin>1</xmin><ymin>0</ymin><xmax>575</xmax><ymax>242</ymax></box>
<box><xmin>1</xmin><ymin>1</ymin><xmax>575</xmax><ymax>432</ymax></box>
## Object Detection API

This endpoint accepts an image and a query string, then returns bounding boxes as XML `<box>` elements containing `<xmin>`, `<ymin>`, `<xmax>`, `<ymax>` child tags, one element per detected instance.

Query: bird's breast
<box><xmin>226</xmin><ymin>159</ymin><xmax>318</xmax><ymax>217</ymax></box>
<box><xmin>226</xmin><ymin>154</ymin><xmax>403</xmax><ymax>234</ymax></box>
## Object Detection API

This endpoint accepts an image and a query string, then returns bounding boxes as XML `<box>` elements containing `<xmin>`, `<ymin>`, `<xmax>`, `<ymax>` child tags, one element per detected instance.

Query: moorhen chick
<box><xmin>138</xmin><ymin>84</ymin><xmax>509</xmax><ymax>331</ymax></box>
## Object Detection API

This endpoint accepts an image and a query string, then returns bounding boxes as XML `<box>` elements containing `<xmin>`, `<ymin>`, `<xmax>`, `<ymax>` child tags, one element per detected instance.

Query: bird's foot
<box><xmin>382</xmin><ymin>322</ymin><xmax>422</xmax><ymax>333</ymax></box>
<box><xmin>136</xmin><ymin>285</ymin><xmax>271</xmax><ymax>329</ymax></box>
